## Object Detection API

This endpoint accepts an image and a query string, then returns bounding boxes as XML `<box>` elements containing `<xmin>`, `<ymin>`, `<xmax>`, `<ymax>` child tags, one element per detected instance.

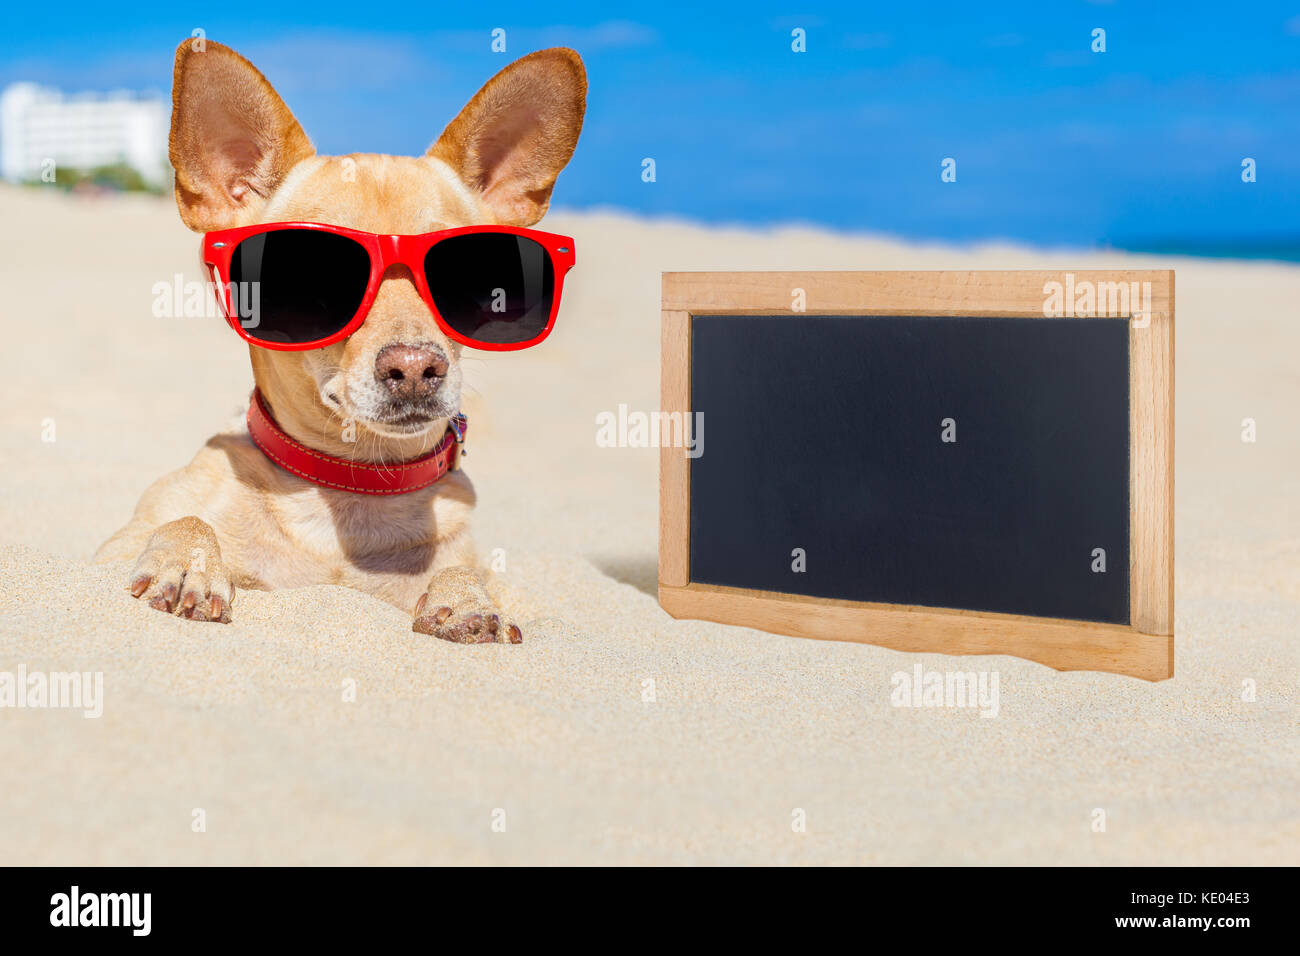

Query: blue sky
<box><xmin>3</xmin><ymin>1</ymin><xmax>1298</xmax><ymax>248</ymax></box>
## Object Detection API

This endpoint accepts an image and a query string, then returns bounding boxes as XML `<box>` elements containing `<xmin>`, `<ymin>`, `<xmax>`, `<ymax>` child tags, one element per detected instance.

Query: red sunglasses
<box><xmin>202</xmin><ymin>222</ymin><xmax>575</xmax><ymax>352</ymax></box>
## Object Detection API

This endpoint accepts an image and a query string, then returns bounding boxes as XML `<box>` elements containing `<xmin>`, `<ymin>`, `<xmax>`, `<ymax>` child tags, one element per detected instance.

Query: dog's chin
<box><xmin>367</xmin><ymin>417</ymin><xmax>442</xmax><ymax>438</ymax></box>
<box><xmin>360</xmin><ymin>405</ymin><xmax>454</xmax><ymax>438</ymax></box>
<box><xmin>326</xmin><ymin>384</ymin><xmax>458</xmax><ymax>440</ymax></box>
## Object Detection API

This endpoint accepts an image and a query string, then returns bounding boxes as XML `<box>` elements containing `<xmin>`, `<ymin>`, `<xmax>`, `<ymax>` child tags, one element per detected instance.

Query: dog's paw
<box><xmin>126</xmin><ymin>517</ymin><xmax>234</xmax><ymax>623</ymax></box>
<box><xmin>413</xmin><ymin>593</ymin><xmax>521</xmax><ymax>643</ymax></box>
<box><xmin>412</xmin><ymin>567</ymin><xmax>521</xmax><ymax>644</ymax></box>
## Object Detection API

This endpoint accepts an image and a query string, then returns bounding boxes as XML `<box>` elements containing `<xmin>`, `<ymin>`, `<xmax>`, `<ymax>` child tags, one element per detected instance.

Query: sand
<box><xmin>0</xmin><ymin>184</ymin><xmax>1296</xmax><ymax>865</ymax></box>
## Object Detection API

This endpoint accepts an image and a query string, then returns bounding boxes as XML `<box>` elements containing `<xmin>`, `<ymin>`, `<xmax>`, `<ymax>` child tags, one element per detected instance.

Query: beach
<box><xmin>0</xmin><ymin>184</ymin><xmax>1296</xmax><ymax>865</ymax></box>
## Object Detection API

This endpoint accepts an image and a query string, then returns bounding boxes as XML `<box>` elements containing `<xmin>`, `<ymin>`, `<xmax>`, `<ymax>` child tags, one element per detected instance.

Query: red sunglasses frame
<box><xmin>201</xmin><ymin>222</ymin><xmax>576</xmax><ymax>352</ymax></box>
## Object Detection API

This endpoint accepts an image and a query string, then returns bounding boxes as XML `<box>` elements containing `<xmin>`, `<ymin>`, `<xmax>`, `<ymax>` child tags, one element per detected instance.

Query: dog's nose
<box><xmin>374</xmin><ymin>343</ymin><xmax>449</xmax><ymax>399</ymax></box>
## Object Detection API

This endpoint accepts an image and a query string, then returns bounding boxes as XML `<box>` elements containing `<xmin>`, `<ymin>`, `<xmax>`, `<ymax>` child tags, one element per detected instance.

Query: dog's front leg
<box><xmin>122</xmin><ymin>516</ymin><xmax>235</xmax><ymax>623</ymax></box>
<box><xmin>413</xmin><ymin>563</ymin><xmax>521</xmax><ymax>645</ymax></box>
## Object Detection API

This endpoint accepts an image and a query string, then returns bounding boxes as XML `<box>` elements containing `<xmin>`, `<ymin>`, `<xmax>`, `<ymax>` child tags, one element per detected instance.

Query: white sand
<box><xmin>0</xmin><ymin>185</ymin><xmax>1296</xmax><ymax>864</ymax></box>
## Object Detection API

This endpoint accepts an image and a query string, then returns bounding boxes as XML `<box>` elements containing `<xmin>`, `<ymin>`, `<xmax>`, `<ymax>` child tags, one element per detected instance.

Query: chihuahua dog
<box><xmin>94</xmin><ymin>39</ymin><xmax>586</xmax><ymax>642</ymax></box>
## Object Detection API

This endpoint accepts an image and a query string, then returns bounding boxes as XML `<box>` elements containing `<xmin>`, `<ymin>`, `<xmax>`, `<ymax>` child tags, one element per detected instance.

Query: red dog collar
<box><xmin>245</xmin><ymin>389</ymin><xmax>466</xmax><ymax>495</ymax></box>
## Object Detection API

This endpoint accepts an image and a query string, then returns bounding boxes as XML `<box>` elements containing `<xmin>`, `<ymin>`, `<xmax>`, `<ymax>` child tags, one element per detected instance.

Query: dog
<box><xmin>94</xmin><ymin>39</ymin><xmax>586</xmax><ymax>643</ymax></box>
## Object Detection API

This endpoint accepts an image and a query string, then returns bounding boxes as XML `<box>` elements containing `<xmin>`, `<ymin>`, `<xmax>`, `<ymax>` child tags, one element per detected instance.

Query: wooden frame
<box><xmin>659</xmin><ymin>271</ymin><xmax>1174</xmax><ymax>681</ymax></box>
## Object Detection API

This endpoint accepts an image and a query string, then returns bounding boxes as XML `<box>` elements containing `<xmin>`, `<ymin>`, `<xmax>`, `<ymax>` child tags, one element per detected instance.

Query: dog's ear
<box><xmin>169</xmin><ymin>39</ymin><xmax>315</xmax><ymax>232</ymax></box>
<box><xmin>428</xmin><ymin>48</ymin><xmax>586</xmax><ymax>226</ymax></box>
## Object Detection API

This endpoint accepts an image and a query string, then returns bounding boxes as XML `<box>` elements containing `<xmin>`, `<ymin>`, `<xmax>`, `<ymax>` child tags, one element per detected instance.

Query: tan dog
<box><xmin>94</xmin><ymin>40</ymin><xmax>586</xmax><ymax>642</ymax></box>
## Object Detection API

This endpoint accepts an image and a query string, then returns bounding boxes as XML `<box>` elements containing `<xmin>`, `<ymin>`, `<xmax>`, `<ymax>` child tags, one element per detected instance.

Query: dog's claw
<box><xmin>126</xmin><ymin>517</ymin><xmax>233</xmax><ymax>624</ymax></box>
<box><xmin>413</xmin><ymin>606</ymin><xmax>520</xmax><ymax>644</ymax></box>
<box><xmin>412</xmin><ymin>567</ymin><xmax>519</xmax><ymax>644</ymax></box>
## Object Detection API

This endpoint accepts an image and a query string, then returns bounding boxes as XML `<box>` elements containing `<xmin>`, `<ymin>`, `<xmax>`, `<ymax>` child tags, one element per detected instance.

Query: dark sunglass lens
<box><xmin>423</xmin><ymin>234</ymin><xmax>554</xmax><ymax>345</ymax></box>
<box><xmin>228</xmin><ymin>229</ymin><xmax>371</xmax><ymax>345</ymax></box>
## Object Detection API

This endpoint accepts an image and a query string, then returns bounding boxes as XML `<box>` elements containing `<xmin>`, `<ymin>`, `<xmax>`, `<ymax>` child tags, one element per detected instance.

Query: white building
<box><xmin>0</xmin><ymin>82</ymin><xmax>169</xmax><ymax>188</ymax></box>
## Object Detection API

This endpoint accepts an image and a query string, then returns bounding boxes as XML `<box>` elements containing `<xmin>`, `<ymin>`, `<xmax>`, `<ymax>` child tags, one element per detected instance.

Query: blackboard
<box><xmin>689</xmin><ymin>314</ymin><xmax>1130</xmax><ymax>624</ymax></box>
<box><xmin>659</xmin><ymin>272</ymin><xmax>1174</xmax><ymax>681</ymax></box>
